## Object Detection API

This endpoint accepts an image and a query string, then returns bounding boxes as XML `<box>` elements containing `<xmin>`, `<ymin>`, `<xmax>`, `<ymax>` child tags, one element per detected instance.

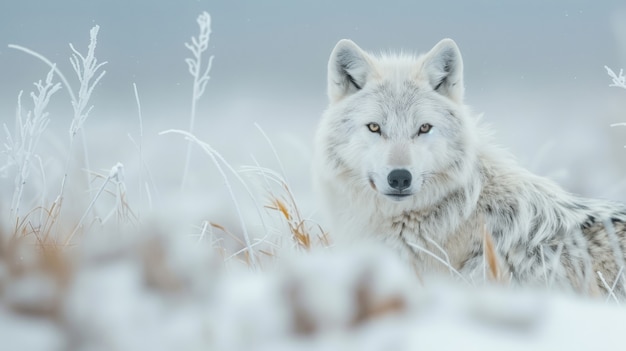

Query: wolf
<box><xmin>313</xmin><ymin>38</ymin><xmax>626</xmax><ymax>297</ymax></box>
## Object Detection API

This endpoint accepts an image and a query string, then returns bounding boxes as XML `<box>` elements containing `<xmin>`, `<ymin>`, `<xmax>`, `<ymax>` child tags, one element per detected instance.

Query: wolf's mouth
<box><xmin>384</xmin><ymin>193</ymin><xmax>413</xmax><ymax>201</ymax></box>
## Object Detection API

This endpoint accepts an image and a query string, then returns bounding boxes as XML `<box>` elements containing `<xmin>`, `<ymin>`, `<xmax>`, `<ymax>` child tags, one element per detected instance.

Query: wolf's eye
<box><xmin>418</xmin><ymin>123</ymin><xmax>432</xmax><ymax>135</ymax></box>
<box><xmin>367</xmin><ymin>123</ymin><xmax>381</xmax><ymax>134</ymax></box>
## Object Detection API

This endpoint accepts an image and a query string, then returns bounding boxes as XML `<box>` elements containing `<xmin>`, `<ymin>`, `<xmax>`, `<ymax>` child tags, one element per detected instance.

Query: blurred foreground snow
<box><xmin>1</xmin><ymin>222</ymin><xmax>626</xmax><ymax>351</ymax></box>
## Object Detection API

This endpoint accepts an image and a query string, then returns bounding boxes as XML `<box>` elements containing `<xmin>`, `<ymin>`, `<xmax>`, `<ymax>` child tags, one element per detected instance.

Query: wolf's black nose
<box><xmin>387</xmin><ymin>169</ymin><xmax>412</xmax><ymax>191</ymax></box>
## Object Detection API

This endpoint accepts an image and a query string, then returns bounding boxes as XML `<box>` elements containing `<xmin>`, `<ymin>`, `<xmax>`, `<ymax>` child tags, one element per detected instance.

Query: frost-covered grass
<box><xmin>606</xmin><ymin>66</ymin><xmax>626</xmax><ymax>90</ymax></box>
<box><xmin>2</xmin><ymin>11</ymin><xmax>626</xmax><ymax>351</ymax></box>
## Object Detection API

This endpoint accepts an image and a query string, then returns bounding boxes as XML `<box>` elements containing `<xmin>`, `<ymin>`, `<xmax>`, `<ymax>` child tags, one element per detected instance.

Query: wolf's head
<box><xmin>316</xmin><ymin>39</ymin><xmax>479</xmax><ymax>207</ymax></box>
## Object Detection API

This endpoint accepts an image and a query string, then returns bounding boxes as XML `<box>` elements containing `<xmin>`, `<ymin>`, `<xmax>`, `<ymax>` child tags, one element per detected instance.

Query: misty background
<box><xmin>1</xmin><ymin>0</ymin><xmax>626</xmax><ymax>224</ymax></box>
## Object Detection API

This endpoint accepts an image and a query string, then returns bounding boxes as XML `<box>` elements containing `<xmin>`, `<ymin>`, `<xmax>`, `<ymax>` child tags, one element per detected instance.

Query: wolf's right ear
<box><xmin>327</xmin><ymin>39</ymin><xmax>375</xmax><ymax>103</ymax></box>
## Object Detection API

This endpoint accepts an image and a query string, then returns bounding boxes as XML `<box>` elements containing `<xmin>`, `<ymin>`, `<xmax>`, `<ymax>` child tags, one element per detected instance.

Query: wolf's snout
<box><xmin>387</xmin><ymin>169</ymin><xmax>412</xmax><ymax>191</ymax></box>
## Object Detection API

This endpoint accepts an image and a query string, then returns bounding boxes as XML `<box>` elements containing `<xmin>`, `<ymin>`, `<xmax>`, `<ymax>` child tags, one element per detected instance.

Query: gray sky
<box><xmin>2</xmin><ymin>1</ymin><xmax>624</xmax><ymax>104</ymax></box>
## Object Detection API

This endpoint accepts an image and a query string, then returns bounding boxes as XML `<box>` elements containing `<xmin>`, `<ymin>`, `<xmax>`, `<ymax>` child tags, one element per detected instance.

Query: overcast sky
<box><xmin>2</xmin><ymin>1</ymin><xmax>625</xmax><ymax>105</ymax></box>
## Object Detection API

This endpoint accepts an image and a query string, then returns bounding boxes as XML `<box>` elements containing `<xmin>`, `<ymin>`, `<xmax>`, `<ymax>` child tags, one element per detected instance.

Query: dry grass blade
<box><xmin>317</xmin><ymin>229</ymin><xmax>332</xmax><ymax>248</ymax></box>
<box><xmin>266</xmin><ymin>198</ymin><xmax>291</xmax><ymax>222</ymax></box>
<box><xmin>483</xmin><ymin>223</ymin><xmax>507</xmax><ymax>284</ymax></box>
<box><xmin>160</xmin><ymin>129</ymin><xmax>267</xmax><ymax>268</ymax></box>
<box><xmin>265</xmin><ymin>196</ymin><xmax>313</xmax><ymax>251</ymax></box>
<box><xmin>292</xmin><ymin>222</ymin><xmax>311</xmax><ymax>250</ymax></box>
<box><xmin>242</xmin><ymin>163</ymin><xmax>330</xmax><ymax>252</ymax></box>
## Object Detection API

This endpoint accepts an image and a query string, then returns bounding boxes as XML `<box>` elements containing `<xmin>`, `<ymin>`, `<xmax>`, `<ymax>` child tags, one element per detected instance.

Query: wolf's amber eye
<box><xmin>418</xmin><ymin>123</ymin><xmax>432</xmax><ymax>135</ymax></box>
<box><xmin>367</xmin><ymin>123</ymin><xmax>381</xmax><ymax>134</ymax></box>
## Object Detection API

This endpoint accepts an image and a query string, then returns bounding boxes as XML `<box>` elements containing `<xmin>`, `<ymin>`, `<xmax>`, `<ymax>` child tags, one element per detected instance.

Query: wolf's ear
<box><xmin>327</xmin><ymin>39</ymin><xmax>375</xmax><ymax>103</ymax></box>
<box><xmin>421</xmin><ymin>39</ymin><xmax>464</xmax><ymax>102</ymax></box>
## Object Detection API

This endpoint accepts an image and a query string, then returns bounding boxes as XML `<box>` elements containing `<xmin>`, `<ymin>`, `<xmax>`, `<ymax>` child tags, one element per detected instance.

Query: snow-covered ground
<box><xmin>3</xmin><ymin>225</ymin><xmax>626</xmax><ymax>351</ymax></box>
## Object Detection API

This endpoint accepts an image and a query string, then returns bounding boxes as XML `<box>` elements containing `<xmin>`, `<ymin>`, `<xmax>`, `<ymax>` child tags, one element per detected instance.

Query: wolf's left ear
<box><xmin>327</xmin><ymin>39</ymin><xmax>376</xmax><ymax>103</ymax></box>
<box><xmin>421</xmin><ymin>39</ymin><xmax>464</xmax><ymax>102</ymax></box>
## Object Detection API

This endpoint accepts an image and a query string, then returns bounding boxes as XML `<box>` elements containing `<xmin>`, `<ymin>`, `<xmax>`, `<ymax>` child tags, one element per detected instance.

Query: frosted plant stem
<box><xmin>197</xmin><ymin>220</ymin><xmax>209</xmax><ymax>244</ymax></box>
<box><xmin>79</xmin><ymin>128</ymin><xmax>91</xmax><ymax>188</ymax></box>
<box><xmin>7</xmin><ymin>47</ymin><xmax>76</xmax><ymax>220</ymax></box>
<box><xmin>64</xmin><ymin>172</ymin><xmax>111</xmax><ymax>246</ymax></box>
<box><xmin>598</xmin><ymin>271</ymin><xmax>620</xmax><ymax>305</ymax></box>
<box><xmin>254</xmin><ymin>123</ymin><xmax>289</xmax><ymax>185</ymax></box>
<box><xmin>546</xmin><ymin>243</ymin><xmax>564</xmax><ymax>291</ymax></box>
<box><xmin>606</xmin><ymin>266</ymin><xmax>624</xmax><ymax>303</ymax></box>
<box><xmin>605</xmin><ymin>66</ymin><xmax>626</xmax><ymax>90</ymax></box>
<box><xmin>424</xmin><ymin>235</ymin><xmax>454</xmax><ymax>280</ymax></box>
<box><xmin>181</xmin><ymin>89</ymin><xmax>198</xmax><ymax>191</ymax></box>
<box><xmin>69</xmin><ymin>25</ymin><xmax>106</xmax><ymax>199</ymax></box>
<box><xmin>7</xmin><ymin>45</ymin><xmax>77</xmax><ymax>104</ymax></box>
<box><xmin>161</xmin><ymin>129</ymin><xmax>270</xmax><ymax>268</ymax></box>
<box><xmin>10</xmin><ymin>26</ymin><xmax>106</xmax><ymax>235</ymax></box>
<box><xmin>9</xmin><ymin>91</ymin><xmax>24</xmax><ymax>221</ymax></box>
<box><xmin>407</xmin><ymin>241</ymin><xmax>472</xmax><ymax>286</ymax></box>
<box><xmin>36</xmin><ymin>155</ymin><xmax>46</xmax><ymax>228</ymax></box>
<box><xmin>57</xmin><ymin>137</ymin><xmax>75</xmax><ymax>207</ymax></box>
<box><xmin>127</xmin><ymin>133</ymin><xmax>159</xmax><ymax>208</ymax></box>
<box><xmin>181</xmin><ymin>11</ymin><xmax>214</xmax><ymax>192</ymax></box>
<box><xmin>133</xmin><ymin>83</ymin><xmax>144</xmax><ymax>218</ymax></box>
<box><xmin>253</xmin><ymin>123</ymin><xmax>305</xmax><ymax>221</ymax></box>
<box><xmin>6</xmin><ymin>68</ymin><xmax>60</xmax><ymax>226</ymax></box>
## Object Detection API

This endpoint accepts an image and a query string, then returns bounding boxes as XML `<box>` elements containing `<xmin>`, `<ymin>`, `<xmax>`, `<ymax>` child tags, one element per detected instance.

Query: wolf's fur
<box><xmin>313</xmin><ymin>38</ymin><xmax>626</xmax><ymax>297</ymax></box>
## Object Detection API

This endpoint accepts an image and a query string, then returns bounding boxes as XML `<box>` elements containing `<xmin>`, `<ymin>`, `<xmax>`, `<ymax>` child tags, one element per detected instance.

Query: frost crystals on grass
<box><xmin>181</xmin><ymin>11</ymin><xmax>215</xmax><ymax>191</ymax></box>
<box><xmin>3</xmin><ymin>66</ymin><xmax>61</xmax><ymax>225</ymax></box>
<box><xmin>64</xmin><ymin>162</ymin><xmax>135</xmax><ymax>246</ymax></box>
<box><xmin>160</xmin><ymin>129</ymin><xmax>262</xmax><ymax>268</ymax></box>
<box><xmin>605</xmin><ymin>66</ymin><xmax>626</xmax><ymax>90</ymax></box>
<box><xmin>607</xmin><ymin>66</ymin><xmax>626</xmax><ymax>146</ymax></box>
<box><xmin>9</xmin><ymin>25</ymin><xmax>108</xmax><ymax>238</ymax></box>
<box><xmin>68</xmin><ymin>26</ymin><xmax>107</xmax><ymax>138</ymax></box>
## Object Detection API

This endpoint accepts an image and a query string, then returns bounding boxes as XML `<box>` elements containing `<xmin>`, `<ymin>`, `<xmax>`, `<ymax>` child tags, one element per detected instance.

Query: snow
<box><xmin>0</xmin><ymin>307</ymin><xmax>65</xmax><ymax>351</ymax></box>
<box><xmin>3</xmin><ymin>225</ymin><xmax>626</xmax><ymax>350</ymax></box>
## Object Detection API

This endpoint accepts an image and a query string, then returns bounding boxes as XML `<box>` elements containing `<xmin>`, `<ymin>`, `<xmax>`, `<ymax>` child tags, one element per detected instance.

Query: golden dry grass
<box><xmin>483</xmin><ymin>223</ymin><xmax>509</xmax><ymax>285</ymax></box>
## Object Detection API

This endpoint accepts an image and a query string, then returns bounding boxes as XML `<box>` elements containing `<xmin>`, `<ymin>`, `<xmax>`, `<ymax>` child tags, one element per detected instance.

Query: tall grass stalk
<box><xmin>254</xmin><ymin>123</ymin><xmax>290</xmax><ymax>185</ymax></box>
<box><xmin>9</xmin><ymin>26</ymin><xmax>106</xmax><ymax>238</ymax></box>
<box><xmin>606</xmin><ymin>67</ymin><xmax>626</xmax><ymax>151</ymax></box>
<box><xmin>63</xmin><ymin>162</ymin><xmax>128</xmax><ymax>246</ymax></box>
<box><xmin>244</xmin><ymin>124</ymin><xmax>332</xmax><ymax>252</ymax></box>
<box><xmin>181</xmin><ymin>11</ymin><xmax>214</xmax><ymax>192</ymax></box>
<box><xmin>100</xmin><ymin>163</ymin><xmax>134</xmax><ymax>229</ymax></box>
<box><xmin>6</xmin><ymin>45</ymin><xmax>76</xmax><ymax>103</ymax></box>
<box><xmin>607</xmin><ymin>267</ymin><xmax>624</xmax><ymax>303</ymax></box>
<box><xmin>133</xmin><ymin>83</ymin><xmax>145</xmax><ymax>217</ymax></box>
<box><xmin>160</xmin><ymin>129</ymin><xmax>264</xmax><ymax>268</ymax></box>
<box><xmin>407</xmin><ymin>241</ymin><xmax>472</xmax><ymax>286</ymax></box>
<box><xmin>605</xmin><ymin>66</ymin><xmax>626</xmax><ymax>90</ymax></box>
<box><xmin>128</xmin><ymin>83</ymin><xmax>158</xmax><ymax>212</ymax></box>
<box><xmin>35</xmin><ymin>154</ymin><xmax>47</xmax><ymax>228</ymax></box>
<box><xmin>3</xmin><ymin>67</ymin><xmax>60</xmax><ymax>226</ymax></box>
<box><xmin>67</xmin><ymin>25</ymin><xmax>106</xmax><ymax>194</ymax></box>
<box><xmin>598</xmin><ymin>271</ymin><xmax>620</xmax><ymax>305</ymax></box>
<box><xmin>239</xmin><ymin>163</ymin><xmax>328</xmax><ymax>252</ymax></box>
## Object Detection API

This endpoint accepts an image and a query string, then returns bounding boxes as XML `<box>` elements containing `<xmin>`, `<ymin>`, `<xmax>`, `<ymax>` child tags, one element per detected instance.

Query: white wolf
<box><xmin>313</xmin><ymin>38</ymin><xmax>626</xmax><ymax>297</ymax></box>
